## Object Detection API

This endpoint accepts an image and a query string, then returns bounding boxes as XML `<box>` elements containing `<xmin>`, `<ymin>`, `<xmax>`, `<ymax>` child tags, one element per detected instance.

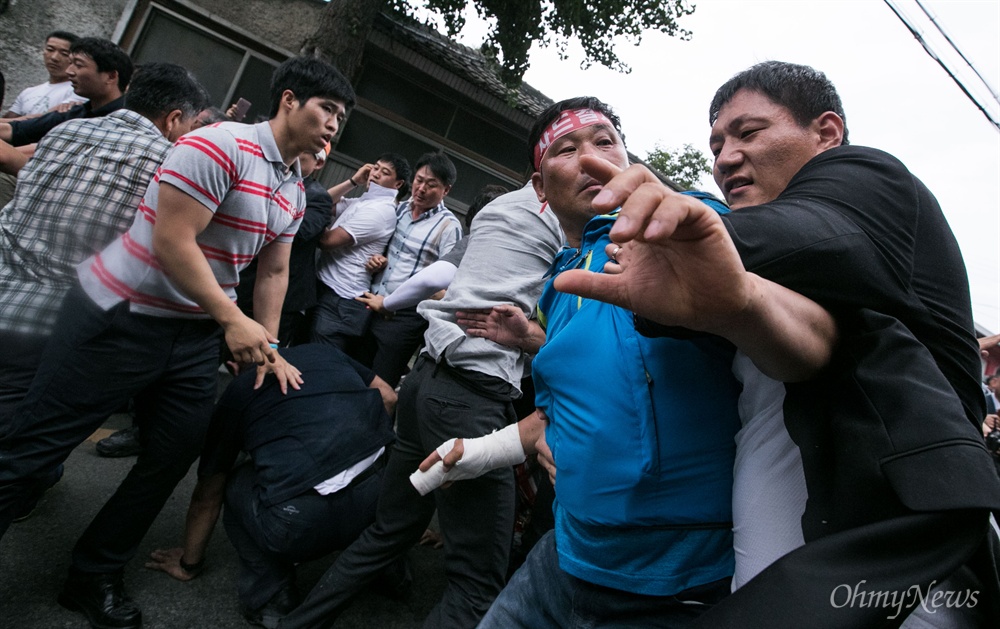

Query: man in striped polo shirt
<box><xmin>0</xmin><ymin>56</ymin><xmax>355</xmax><ymax>629</ymax></box>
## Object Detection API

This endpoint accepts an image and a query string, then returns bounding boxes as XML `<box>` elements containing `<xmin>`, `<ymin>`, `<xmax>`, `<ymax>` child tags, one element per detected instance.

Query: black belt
<box><xmin>420</xmin><ymin>354</ymin><xmax>516</xmax><ymax>402</ymax></box>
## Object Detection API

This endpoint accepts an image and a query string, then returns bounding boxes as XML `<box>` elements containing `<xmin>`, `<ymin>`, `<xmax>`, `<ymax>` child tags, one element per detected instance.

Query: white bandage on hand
<box><xmin>409</xmin><ymin>423</ymin><xmax>526</xmax><ymax>496</ymax></box>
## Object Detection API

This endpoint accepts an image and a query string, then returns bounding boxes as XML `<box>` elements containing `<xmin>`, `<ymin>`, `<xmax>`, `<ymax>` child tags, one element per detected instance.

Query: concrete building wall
<box><xmin>0</xmin><ymin>0</ymin><xmax>322</xmax><ymax>112</ymax></box>
<box><xmin>0</xmin><ymin>0</ymin><xmax>129</xmax><ymax>111</ymax></box>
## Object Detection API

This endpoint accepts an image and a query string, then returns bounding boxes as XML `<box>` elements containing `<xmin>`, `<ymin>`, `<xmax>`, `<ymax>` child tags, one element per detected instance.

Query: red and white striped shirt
<box><xmin>78</xmin><ymin>121</ymin><xmax>305</xmax><ymax>318</ymax></box>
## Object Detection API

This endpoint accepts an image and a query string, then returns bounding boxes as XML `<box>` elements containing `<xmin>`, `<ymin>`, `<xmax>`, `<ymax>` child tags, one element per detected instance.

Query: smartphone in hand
<box><xmin>232</xmin><ymin>98</ymin><xmax>251</xmax><ymax>122</ymax></box>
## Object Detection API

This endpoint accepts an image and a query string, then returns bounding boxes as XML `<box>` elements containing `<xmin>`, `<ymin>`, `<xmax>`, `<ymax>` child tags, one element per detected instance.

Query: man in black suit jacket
<box><xmin>147</xmin><ymin>344</ymin><xmax>397</xmax><ymax>628</ymax></box>
<box><xmin>555</xmin><ymin>61</ymin><xmax>1000</xmax><ymax>627</ymax></box>
<box><xmin>237</xmin><ymin>149</ymin><xmax>333</xmax><ymax>346</ymax></box>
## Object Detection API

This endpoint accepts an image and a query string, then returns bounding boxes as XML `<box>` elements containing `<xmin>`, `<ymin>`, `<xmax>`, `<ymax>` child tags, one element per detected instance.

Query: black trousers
<box><xmin>690</xmin><ymin>508</ymin><xmax>999</xmax><ymax>628</ymax></box>
<box><xmin>309</xmin><ymin>288</ymin><xmax>371</xmax><ymax>354</ymax></box>
<box><xmin>358</xmin><ymin>307</ymin><xmax>428</xmax><ymax>388</ymax></box>
<box><xmin>280</xmin><ymin>355</ymin><xmax>516</xmax><ymax>629</ymax></box>
<box><xmin>0</xmin><ymin>285</ymin><xmax>221</xmax><ymax>572</ymax></box>
<box><xmin>0</xmin><ymin>331</ymin><xmax>48</xmax><ymax>420</ymax></box>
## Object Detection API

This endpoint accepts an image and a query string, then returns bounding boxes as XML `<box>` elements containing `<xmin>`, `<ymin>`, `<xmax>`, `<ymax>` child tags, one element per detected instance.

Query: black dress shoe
<box><xmin>242</xmin><ymin>584</ymin><xmax>300</xmax><ymax>629</ymax></box>
<box><xmin>58</xmin><ymin>572</ymin><xmax>142</xmax><ymax>629</ymax></box>
<box><xmin>95</xmin><ymin>426</ymin><xmax>142</xmax><ymax>458</ymax></box>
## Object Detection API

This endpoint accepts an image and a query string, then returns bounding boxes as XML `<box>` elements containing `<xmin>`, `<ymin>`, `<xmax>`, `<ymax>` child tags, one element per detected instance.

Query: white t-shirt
<box><xmin>731</xmin><ymin>351</ymin><xmax>807</xmax><ymax>590</ymax></box>
<box><xmin>8</xmin><ymin>81</ymin><xmax>84</xmax><ymax>116</ymax></box>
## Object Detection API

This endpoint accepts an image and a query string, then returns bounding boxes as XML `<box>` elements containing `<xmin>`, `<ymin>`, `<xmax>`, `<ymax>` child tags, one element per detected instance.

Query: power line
<box><xmin>914</xmin><ymin>0</ymin><xmax>1000</xmax><ymax>104</ymax></box>
<box><xmin>883</xmin><ymin>0</ymin><xmax>1000</xmax><ymax>131</ymax></box>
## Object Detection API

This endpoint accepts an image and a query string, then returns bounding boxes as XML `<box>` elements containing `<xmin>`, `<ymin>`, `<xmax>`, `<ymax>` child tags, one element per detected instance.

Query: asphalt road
<box><xmin>0</xmin><ymin>412</ymin><xmax>446</xmax><ymax>629</ymax></box>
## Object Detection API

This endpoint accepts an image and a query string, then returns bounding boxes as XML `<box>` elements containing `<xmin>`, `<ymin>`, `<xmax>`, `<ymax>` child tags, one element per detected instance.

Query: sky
<box><xmin>439</xmin><ymin>0</ymin><xmax>1000</xmax><ymax>332</ymax></box>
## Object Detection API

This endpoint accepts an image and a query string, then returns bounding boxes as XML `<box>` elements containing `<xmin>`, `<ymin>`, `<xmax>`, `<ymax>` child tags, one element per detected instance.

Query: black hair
<box><xmin>464</xmin><ymin>184</ymin><xmax>508</xmax><ymax>230</ymax></box>
<box><xmin>268</xmin><ymin>56</ymin><xmax>356</xmax><ymax>118</ymax></box>
<box><xmin>376</xmin><ymin>151</ymin><xmax>412</xmax><ymax>197</ymax></box>
<box><xmin>198</xmin><ymin>106</ymin><xmax>229</xmax><ymax>125</ymax></box>
<box><xmin>0</xmin><ymin>70</ymin><xmax>5</xmax><ymax>110</ymax></box>
<box><xmin>125</xmin><ymin>62</ymin><xmax>210</xmax><ymax>120</ymax></box>
<box><xmin>527</xmin><ymin>96</ymin><xmax>625</xmax><ymax>170</ymax></box>
<box><xmin>414</xmin><ymin>151</ymin><xmax>457</xmax><ymax>188</ymax></box>
<box><xmin>70</xmin><ymin>38</ymin><xmax>133</xmax><ymax>92</ymax></box>
<box><xmin>46</xmin><ymin>31</ymin><xmax>79</xmax><ymax>45</ymax></box>
<box><xmin>709</xmin><ymin>61</ymin><xmax>849</xmax><ymax>145</ymax></box>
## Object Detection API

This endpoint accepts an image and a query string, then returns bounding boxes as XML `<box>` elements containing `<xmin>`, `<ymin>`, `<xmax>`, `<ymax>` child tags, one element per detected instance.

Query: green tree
<box><xmin>645</xmin><ymin>143</ymin><xmax>711</xmax><ymax>190</ymax></box>
<box><xmin>300</xmin><ymin>0</ymin><xmax>695</xmax><ymax>86</ymax></box>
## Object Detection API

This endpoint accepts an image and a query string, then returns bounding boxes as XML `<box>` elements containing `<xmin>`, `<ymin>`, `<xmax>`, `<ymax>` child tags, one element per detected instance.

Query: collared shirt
<box><xmin>373</xmin><ymin>200</ymin><xmax>461</xmax><ymax>296</ymax></box>
<box><xmin>0</xmin><ymin>109</ymin><xmax>171</xmax><ymax>336</ymax></box>
<box><xmin>8</xmin><ymin>95</ymin><xmax>125</xmax><ymax>146</ymax></box>
<box><xmin>316</xmin><ymin>183</ymin><xmax>398</xmax><ymax>298</ymax></box>
<box><xmin>78</xmin><ymin>120</ymin><xmax>305</xmax><ymax>319</ymax></box>
<box><xmin>419</xmin><ymin>184</ymin><xmax>564</xmax><ymax>390</ymax></box>
<box><xmin>532</xmin><ymin>202</ymin><xmax>740</xmax><ymax>596</ymax></box>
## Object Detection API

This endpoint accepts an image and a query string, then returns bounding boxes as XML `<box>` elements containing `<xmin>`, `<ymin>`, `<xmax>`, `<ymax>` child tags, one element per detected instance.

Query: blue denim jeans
<box><xmin>223</xmin><ymin>459</ymin><xmax>383</xmax><ymax>610</ymax></box>
<box><xmin>479</xmin><ymin>530</ymin><xmax>731</xmax><ymax>629</ymax></box>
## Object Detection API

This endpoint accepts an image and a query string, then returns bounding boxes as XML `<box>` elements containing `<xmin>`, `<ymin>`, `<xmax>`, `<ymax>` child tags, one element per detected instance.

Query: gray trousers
<box><xmin>280</xmin><ymin>355</ymin><xmax>516</xmax><ymax>629</ymax></box>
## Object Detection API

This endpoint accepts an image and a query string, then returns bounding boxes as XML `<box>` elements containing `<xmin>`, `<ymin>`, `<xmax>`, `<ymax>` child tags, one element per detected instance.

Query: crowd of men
<box><xmin>1</xmin><ymin>26</ymin><xmax>998</xmax><ymax>629</ymax></box>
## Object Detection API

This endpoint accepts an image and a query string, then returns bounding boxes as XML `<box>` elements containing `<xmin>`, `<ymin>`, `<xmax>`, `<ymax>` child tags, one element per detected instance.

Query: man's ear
<box><xmin>815</xmin><ymin>111</ymin><xmax>845</xmax><ymax>150</ymax></box>
<box><xmin>531</xmin><ymin>172</ymin><xmax>546</xmax><ymax>203</ymax></box>
<box><xmin>441</xmin><ymin>184</ymin><xmax>452</xmax><ymax>198</ymax></box>
<box><xmin>105</xmin><ymin>70</ymin><xmax>119</xmax><ymax>89</ymax></box>
<box><xmin>165</xmin><ymin>109</ymin><xmax>185</xmax><ymax>138</ymax></box>
<box><xmin>280</xmin><ymin>89</ymin><xmax>297</xmax><ymax>113</ymax></box>
<box><xmin>391</xmin><ymin>179</ymin><xmax>404</xmax><ymax>190</ymax></box>
<box><xmin>153</xmin><ymin>109</ymin><xmax>185</xmax><ymax>141</ymax></box>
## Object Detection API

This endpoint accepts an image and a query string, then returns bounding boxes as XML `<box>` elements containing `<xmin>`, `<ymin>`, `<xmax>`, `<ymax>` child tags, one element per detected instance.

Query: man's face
<box><xmin>531</xmin><ymin>122</ymin><xmax>628</xmax><ymax>240</ymax></box>
<box><xmin>369</xmin><ymin>160</ymin><xmax>403</xmax><ymax>190</ymax></box>
<box><xmin>65</xmin><ymin>52</ymin><xmax>113</xmax><ymax>100</ymax></box>
<box><xmin>988</xmin><ymin>377</ymin><xmax>1000</xmax><ymax>393</ymax></box>
<box><xmin>287</xmin><ymin>96</ymin><xmax>346</xmax><ymax>155</ymax></box>
<box><xmin>43</xmin><ymin>37</ymin><xmax>73</xmax><ymax>82</ymax></box>
<box><xmin>709</xmin><ymin>89</ymin><xmax>828</xmax><ymax>209</ymax></box>
<box><xmin>410</xmin><ymin>166</ymin><xmax>450</xmax><ymax>212</ymax></box>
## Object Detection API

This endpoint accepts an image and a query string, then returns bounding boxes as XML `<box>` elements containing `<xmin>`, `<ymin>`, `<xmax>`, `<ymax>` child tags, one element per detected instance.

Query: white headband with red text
<box><xmin>532</xmin><ymin>108</ymin><xmax>615</xmax><ymax>170</ymax></box>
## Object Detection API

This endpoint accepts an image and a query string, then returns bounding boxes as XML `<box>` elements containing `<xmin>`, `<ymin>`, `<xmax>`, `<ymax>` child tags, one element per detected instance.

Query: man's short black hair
<box><xmin>376</xmin><ymin>151</ymin><xmax>412</xmax><ymax>197</ymax></box>
<box><xmin>268</xmin><ymin>56</ymin><xmax>356</xmax><ymax>118</ymax></box>
<box><xmin>527</xmin><ymin>96</ymin><xmax>625</xmax><ymax>171</ymax></box>
<box><xmin>46</xmin><ymin>31</ymin><xmax>79</xmax><ymax>45</ymax></box>
<box><xmin>709</xmin><ymin>60</ymin><xmax>849</xmax><ymax>145</ymax></box>
<box><xmin>464</xmin><ymin>184</ymin><xmax>508</xmax><ymax>230</ymax></box>
<box><xmin>198</xmin><ymin>106</ymin><xmax>229</xmax><ymax>125</ymax></box>
<box><xmin>414</xmin><ymin>151</ymin><xmax>457</xmax><ymax>188</ymax></box>
<box><xmin>70</xmin><ymin>38</ymin><xmax>133</xmax><ymax>92</ymax></box>
<box><xmin>376</xmin><ymin>152</ymin><xmax>412</xmax><ymax>185</ymax></box>
<box><xmin>125</xmin><ymin>62</ymin><xmax>210</xmax><ymax>121</ymax></box>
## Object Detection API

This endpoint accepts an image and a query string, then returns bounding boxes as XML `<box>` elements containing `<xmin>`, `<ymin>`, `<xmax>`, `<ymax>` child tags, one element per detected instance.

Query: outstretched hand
<box><xmin>457</xmin><ymin>305</ymin><xmax>543</xmax><ymax>352</ymax></box>
<box><xmin>146</xmin><ymin>548</ymin><xmax>196</xmax><ymax>582</ymax></box>
<box><xmin>552</xmin><ymin>155</ymin><xmax>754</xmax><ymax>335</ymax></box>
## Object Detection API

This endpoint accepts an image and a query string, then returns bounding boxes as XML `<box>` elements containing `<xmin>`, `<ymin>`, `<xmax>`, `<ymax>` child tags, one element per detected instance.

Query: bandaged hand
<box><xmin>409</xmin><ymin>423</ymin><xmax>525</xmax><ymax>495</ymax></box>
